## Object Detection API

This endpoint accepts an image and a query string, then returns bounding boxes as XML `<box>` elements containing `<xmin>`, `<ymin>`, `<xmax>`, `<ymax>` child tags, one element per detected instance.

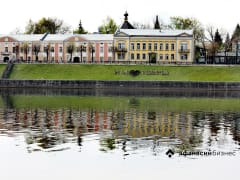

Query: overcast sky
<box><xmin>0</xmin><ymin>0</ymin><xmax>239</xmax><ymax>35</ymax></box>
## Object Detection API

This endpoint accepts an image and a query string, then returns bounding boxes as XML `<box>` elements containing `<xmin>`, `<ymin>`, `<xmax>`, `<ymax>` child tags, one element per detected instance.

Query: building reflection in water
<box><xmin>0</xmin><ymin>108</ymin><xmax>239</xmax><ymax>154</ymax></box>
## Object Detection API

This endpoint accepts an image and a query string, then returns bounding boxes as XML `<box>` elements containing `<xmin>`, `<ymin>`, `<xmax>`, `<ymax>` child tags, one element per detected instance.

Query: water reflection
<box><xmin>0</xmin><ymin>107</ymin><xmax>239</xmax><ymax>155</ymax></box>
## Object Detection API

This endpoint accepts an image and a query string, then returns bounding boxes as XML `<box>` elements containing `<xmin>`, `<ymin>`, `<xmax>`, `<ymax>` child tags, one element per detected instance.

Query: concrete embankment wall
<box><xmin>0</xmin><ymin>79</ymin><xmax>240</xmax><ymax>91</ymax></box>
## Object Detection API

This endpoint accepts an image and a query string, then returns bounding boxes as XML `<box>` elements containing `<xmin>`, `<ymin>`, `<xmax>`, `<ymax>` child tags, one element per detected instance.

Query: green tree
<box><xmin>67</xmin><ymin>43</ymin><xmax>75</xmax><ymax>62</ymax></box>
<box><xmin>25</xmin><ymin>19</ymin><xmax>35</xmax><ymax>34</ymax></box>
<box><xmin>98</xmin><ymin>17</ymin><xmax>118</xmax><ymax>34</ymax></box>
<box><xmin>214</xmin><ymin>29</ymin><xmax>223</xmax><ymax>47</ymax></box>
<box><xmin>25</xmin><ymin>17</ymin><xmax>71</xmax><ymax>34</ymax></box>
<box><xmin>73</xmin><ymin>20</ymin><xmax>87</xmax><ymax>34</ymax></box>
<box><xmin>224</xmin><ymin>33</ymin><xmax>232</xmax><ymax>59</ymax></box>
<box><xmin>44</xmin><ymin>44</ymin><xmax>51</xmax><ymax>63</ymax></box>
<box><xmin>231</xmin><ymin>24</ymin><xmax>240</xmax><ymax>41</ymax></box>
<box><xmin>88</xmin><ymin>43</ymin><xmax>95</xmax><ymax>63</ymax></box>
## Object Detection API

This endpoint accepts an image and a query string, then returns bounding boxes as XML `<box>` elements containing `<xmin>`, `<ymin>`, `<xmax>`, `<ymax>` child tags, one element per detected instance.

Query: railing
<box><xmin>179</xmin><ymin>49</ymin><xmax>190</xmax><ymax>53</ymax></box>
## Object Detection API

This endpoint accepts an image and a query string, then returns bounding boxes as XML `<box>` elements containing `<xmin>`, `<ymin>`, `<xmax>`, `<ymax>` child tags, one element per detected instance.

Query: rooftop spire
<box><xmin>120</xmin><ymin>11</ymin><xmax>135</xmax><ymax>29</ymax></box>
<box><xmin>154</xmin><ymin>15</ymin><xmax>160</xmax><ymax>29</ymax></box>
<box><xmin>124</xmin><ymin>11</ymin><xmax>128</xmax><ymax>21</ymax></box>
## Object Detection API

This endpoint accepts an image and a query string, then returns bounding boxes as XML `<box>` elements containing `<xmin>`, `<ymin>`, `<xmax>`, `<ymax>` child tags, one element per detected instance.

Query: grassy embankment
<box><xmin>10</xmin><ymin>95</ymin><xmax>240</xmax><ymax>112</ymax></box>
<box><xmin>9</xmin><ymin>64</ymin><xmax>240</xmax><ymax>82</ymax></box>
<box><xmin>0</xmin><ymin>64</ymin><xmax>6</xmax><ymax>76</ymax></box>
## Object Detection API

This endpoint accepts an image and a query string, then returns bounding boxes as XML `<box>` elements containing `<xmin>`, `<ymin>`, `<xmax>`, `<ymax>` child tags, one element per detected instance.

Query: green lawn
<box><xmin>10</xmin><ymin>95</ymin><xmax>240</xmax><ymax>112</ymax></box>
<box><xmin>0</xmin><ymin>64</ymin><xmax>6</xmax><ymax>76</ymax></box>
<box><xmin>9</xmin><ymin>64</ymin><xmax>240</xmax><ymax>81</ymax></box>
<box><xmin>0</xmin><ymin>97</ymin><xmax>3</xmax><ymax>108</ymax></box>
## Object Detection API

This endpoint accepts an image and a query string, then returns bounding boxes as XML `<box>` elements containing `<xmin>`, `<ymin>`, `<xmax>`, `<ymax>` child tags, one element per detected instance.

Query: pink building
<box><xmin>0</xmin><ymin>33</ymin><xmax>113</xmax><ymax>63</ymax></box>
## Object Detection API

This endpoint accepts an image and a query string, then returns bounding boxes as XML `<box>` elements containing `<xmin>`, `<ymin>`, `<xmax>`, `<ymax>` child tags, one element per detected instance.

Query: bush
<box><xmin>129</xmin><ymin>70</ymin><xmax>141</xmax><ymax>76</ymax></box>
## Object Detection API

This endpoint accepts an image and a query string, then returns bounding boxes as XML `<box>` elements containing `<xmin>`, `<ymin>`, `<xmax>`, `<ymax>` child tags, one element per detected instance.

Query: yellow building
<box><xmin>113</xmin><ymin>13</ymin><xmax>194</xmax><ymax>64</ymax></box>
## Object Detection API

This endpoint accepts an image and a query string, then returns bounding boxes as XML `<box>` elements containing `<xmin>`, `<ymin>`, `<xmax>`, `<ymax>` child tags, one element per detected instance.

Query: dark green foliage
<box><xmin>25</xmin><ymin>17</ymin><xmax>70</xmax><ymax>34</ymax></box>
<box><xmin>129</xmin><ymin>70</ymin><xmax>141</xmax><ymax>76</ymax></box>
<box><xmin>214</xmin><ymin>29</ymin><xmax>223</xmax><ymax>46</ymax></box>
<box><xmin>98</xmin><ymin>17</ymin><xmax>118</xmax><ymax>34</ymax></box>
<box><xmin>73</xmin><ymin>20</ymin><xmax>87</xmax><ymax>34</ymax></box>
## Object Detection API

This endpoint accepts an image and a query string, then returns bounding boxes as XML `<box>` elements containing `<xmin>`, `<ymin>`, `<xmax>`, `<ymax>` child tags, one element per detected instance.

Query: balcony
<box><xmin>113</xmin><ymin>47</ymin><xmax>127</xmax><ymax>52</ymax></box>
<box><xmin>179</xmin><ymin>49</ymin><xmax>190</xmax><ymax>53</ymax></box>
<box><xmin>1</xmin><ymin>52</ymin><xmax>12</xmax><ymax>56</ymax></box>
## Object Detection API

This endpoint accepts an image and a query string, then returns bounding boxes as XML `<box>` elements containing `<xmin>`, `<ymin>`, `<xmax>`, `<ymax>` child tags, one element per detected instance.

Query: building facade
<box><xmin>0</xmin><ymin>12</ymin><xmax>194</xmax><ymax>64</ymax></box>
<box><xmin>0</xmin><ymin>34</ymin><xmax>113</xmax><ymax>63</ymax></box>
<box><xmin>113</xmin><ymin>29</ymin><xmax>194</xmax><ymax>64</ymax></box>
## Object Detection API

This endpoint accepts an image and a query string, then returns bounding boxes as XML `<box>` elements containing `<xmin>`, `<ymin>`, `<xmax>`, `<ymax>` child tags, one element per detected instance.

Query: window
<box><xmin>154</xmin><ymin>43</ymin><xmax>158</xmax><ymax>50</ymax></box>
<box><xmin>108</xmin><ymin>47</ymin><xmax>112</xmax><ymax>52</ymax></box>
<box><xmin>142</xmin><ymin>43</ymin><xmax>146</xmax><ymax>50</ymax></box>
<box><xmin>137</xmin><ymin>53</ymin><xmax>140</xmax><ymax>60</ymax></box>
<box><xmin>100</xmin><ymin>47</ymin><xmax>104</xmax><ymax>53</ymax></box>
<box><xmin>59</xmin><ymin>47</ymin><xmax>63</xmax><ymax>53</ymax></box>
<box><xmin>160</xmin><ymin>43</ymin><xmax>163</xmax><ymax>50</ymax></box>
<box><xmin>5</xmin><ymin>47</ymin><xmax>8</xmax><ymax>53</ymax></box>
<box><xmin>181</xmin><ymin>54</ymin><xmax>188</xmax><ymax>60</ymax></box>
<box><xmin>165</xmin><ymin>43</ymin><xmax>169</xmax><ymax>51</ymax></box>
<box><xmin>165</xmin><ymin>54</ymin><xmax>169</xmax><ymax>60</ymax></box>
<box><xmin>13</xmin><ymin>47</ymin><xmax>16</xmax><ymax>53</ymax></box>
<box><xmin>171</xmin><ymin>43</ymin><xmax>175</xmax><ymax>50</ymax></box>
<box><xmin>148</xmin><ymin>43</ymin><xmax>152</xmax><ymax>50</ymax></box>
<box><xmin>171</xmin><ymin>54</ymin><xmax>174</xmax><ymax>60</ymax></box>
<box><xmin>159</xmin><ymin>54</ymin><xmax>163</xmax><ymax>60</ymax></box>
<box><xmin>131</xmin><ymin>53</ymin><xmax>134</xmax><ymax>60</ymax></box>
<box><xmin>131</xmin><ymin>43</ymin><xmax>134</xmax><ymax>50</ymax></box>
<box><xmin>118</xmin><ymin>53</ymin><xmax>125</xmax><ymax>60</ymax></box>
<box><xmin>137</xmin><ymin>43</ymin><xmax>140</xmax><ymax>50</ymax></box>
<box><xmin>142</xmin><ymin>53</ymin><xmax>146</xmax><ymax>60</ymax></box>
<box><xmin>181</xmin><ymin>43</ymin><xmax>188</xmax><ymax>50</ymax></box>
<box><xmin>118</xmin><ymin>42</ymin><xmax>125</xmax><ymax>49</ymax></box>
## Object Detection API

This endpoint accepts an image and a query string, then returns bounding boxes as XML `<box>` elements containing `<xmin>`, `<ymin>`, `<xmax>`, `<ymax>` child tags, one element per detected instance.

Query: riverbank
<box><xmin>9</xmin><ymin>64</ymin><xmax>240</xmax><ymax>82</ymax></box>
<box><xmin>4</xmin><ymin>95</ymin><xmax>240</xmax><ymax>112</ymax></box>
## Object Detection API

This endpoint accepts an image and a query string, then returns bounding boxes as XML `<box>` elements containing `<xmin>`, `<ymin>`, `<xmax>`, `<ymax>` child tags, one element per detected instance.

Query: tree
<box><xmin>25</xmin><ymin>19</ymin><xmax>35</xmax><ymax>34</ymax></box>
<box><xmin>214</xmin><ymin>29</ymin><xmax>223</xmax><ymax>47</ymax></box>
<box><xmin>205</xmin><ymin>26</ymin><xmax>225</xmax><ymax>62</ymax></box>
<box><xmin>88</xmin><ymin>43</ymin><xmax>95</xmax><ymax>63</ymax></box>
<box><xmin>132</xmin><ymin>21</ymin><xmax>151</xmax><ymax>29</ymax></box>
<box><xmin>44</xmin><ymin>44</ymin><xmax>51</xmax><ymax>63</ymax></box>
<box><xmin>170</xmin><ymin>16</ymin><xmax>204</xmax><ymax>43</ymax></box>
<box><xmin>224</xmin><ymin>33</ymin><xmax>232</xmax><ymax>60</ymax></box>
<box><xmin>77</xmin><ymin>45</ymin><xmax>86</xmax><ymax>62</ymax></box>
<box><xmin>33</xmin><ymin>44</ymin><xmax>41</xmax><ymax>62</ymax></box>
<box><xmin>73</xmin><ymin>20</ymin><xmax>87</xmax><ymax>34</ymax></box>
<box><xmin>67</xmin><ymin>43</ymin><xmax>75</xmax><ymax>62</ymax></box>
<box><xmin>231</xmin><ymin>24</ymin><xmax>240</xmax><ymax>41</ymax></box>
<box><xmin>98</xmin><ymin>17</ymin><xmax>118</xmax><ymax>34</ymax></box>
<box><xmin>25</xmin><ymin>17</ymin><xmax>71</xmax><ymax>34</ymax></box>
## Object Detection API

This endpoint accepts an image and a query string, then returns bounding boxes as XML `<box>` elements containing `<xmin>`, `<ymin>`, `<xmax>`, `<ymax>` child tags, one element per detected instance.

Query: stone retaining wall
<box><xmin>0</xmin><ymin>79</ymin><xmax>240</xmax><ymax>91</ymax></box>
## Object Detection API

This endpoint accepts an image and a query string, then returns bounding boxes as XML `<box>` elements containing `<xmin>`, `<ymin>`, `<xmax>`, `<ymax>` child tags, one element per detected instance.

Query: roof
<box><xmin>0</xmin><ymin>33</ymin><xmax>113</xmax><ymax>42</ymax></box>
<box><xmin>120</xmin><ymin>21</ymin><xmax>135</xmax><ymax>29</ymax></box>
<box><xmin>81</xmin><ymin>34</ymin><xmax>113</xmax><ymax>41</ymax></box>
<box><xmin>10</xmin><ymin>34</ymin><xmax>45</xmax><ymax>41</ymax></box>
<box><xmin>43</xmin><ymin>34</ymin><xmax>73</xmax><ymax>41</ymax></box>
<box><xmin>115</xmin><ymin>29</ymin><xmax>193</xmax><ymax>37</ymax></box>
